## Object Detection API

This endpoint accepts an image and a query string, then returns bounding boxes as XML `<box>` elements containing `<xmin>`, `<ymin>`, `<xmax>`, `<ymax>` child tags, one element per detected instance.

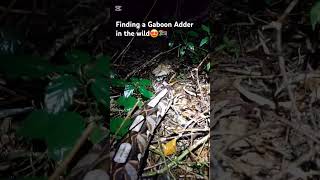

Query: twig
<box><xmin>213</xmin><ymin>1</ymin><xmax>269</xmax><ymax>24</ymax></box>
<box><xmin>152</xmin><ymin>132</ymin><xmax>206</xmax><ymax>144</ymax></box>
<box><xmin>246</xmin><ymin>38</ymin><xmax>271</xmax><ymax>53</ymax></box>
<box><xmin>192</xmin><ymin>53</ymin><xmax>213</xmax><ymax>99</ymax></box>
<box><xmin>0</xmin><ymin>0</ymin><xmax>17</xmax><ymax>21</ymax></box>
<box><xmin>257</xmin><ymin>30</ymin><xmax>271</xmax><ymax>55</ymax></box>
<box><xmin>224</xmin><ymin>68</ymin><xmax>262</xmax><ymax>76</ymax></box>
<box><xmin>219</xmin><ymin>123</ymin><xmax>282</xmax><ymax>153</ymax></box>
<box><xmin>142</xmin><ymin>134</ymin><xmax>209</xmax><ymax>177</ymax></box>
<box><xmin>0</xmin><ymin>107</ymin><xmax>34</xmax><ymax>119</ymax></box>
<box><xmin>49</xmin><ymin>121</ymin><xmax>97</xmax><ymax>180</ymax></box>
<box><xmin>274</xmin><ymin>112</ymin><xmax>320</xmax><ymax>144</ymax></box>
<box><xmin>262</xmin><ymin>0</ymin><xmax>300</xmax><ymax>120</ymax></box>
<box><xmin>233</xmin><ymin>78</ymin><xmax>291</xmax><ymax>109</ymax></box>
<box><xmin>272</xmin><ymin>145</ymin><xmax>315</xmax><ymax>180</ymax></box>
<box><xmin>0</xmin><ymin>6</ymin><xmax>47</xmax><ymax>16</ymax></box>
<box><xmin>278</xmin><ymin>0</ymin><xmax>299</xmax><ymax>23</ymax></box>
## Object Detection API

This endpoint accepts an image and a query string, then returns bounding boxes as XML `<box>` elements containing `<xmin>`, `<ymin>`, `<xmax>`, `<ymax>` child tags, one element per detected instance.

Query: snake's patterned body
<box><xmin>110</xmin><ymin>85</ymin><xmax>173</xmax><ymax>180</ymax></box>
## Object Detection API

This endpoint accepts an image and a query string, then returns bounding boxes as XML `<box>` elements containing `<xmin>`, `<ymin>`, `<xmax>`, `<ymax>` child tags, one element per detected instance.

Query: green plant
<box><xmin>110</xmin><ymin>77</ymin><xmax>154</xmax><ymax>139</ymax></box>
<box><xmin>169</xmin><ymin>24</ymin><xmax>212</xmax><ymax>63</ymax></box>
<box><xmin>0</xmin><ymin>50</ymin><xmax>110</xmax><ymax>162</ymax></box>
<box><xmin>310</xmin><ymin>1</ymin><xmax>320</xmax><ymax>30</ymax></box>
<box><xmin>0</xmin><ymin>49</ymin><xmax>155</xmax><ymax>164</ymax></box>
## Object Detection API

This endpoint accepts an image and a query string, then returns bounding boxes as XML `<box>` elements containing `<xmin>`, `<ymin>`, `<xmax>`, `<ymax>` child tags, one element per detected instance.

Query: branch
<box><xmin>49</xmin><ymin>121</ymin><xmax>97</xmax><ymax>180</ymax></box>
<box><xmin>262</xmin><ymin>0</ymin><xmax>301</xmax><ymax>120</ymax></box>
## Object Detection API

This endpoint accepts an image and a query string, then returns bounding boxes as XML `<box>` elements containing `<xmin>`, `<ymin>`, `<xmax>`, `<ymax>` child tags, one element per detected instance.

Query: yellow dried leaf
<box><xmin>162</xmin><ymin>138</ymin><xmax>177</xmax><ymax>156</ymax></box>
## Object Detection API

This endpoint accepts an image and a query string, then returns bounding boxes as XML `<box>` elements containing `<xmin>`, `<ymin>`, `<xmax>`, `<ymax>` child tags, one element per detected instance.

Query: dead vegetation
<box><xmin>211</xmin><ymin>0</ymin><xmax>320</xmax><ymax>179</ymax></box>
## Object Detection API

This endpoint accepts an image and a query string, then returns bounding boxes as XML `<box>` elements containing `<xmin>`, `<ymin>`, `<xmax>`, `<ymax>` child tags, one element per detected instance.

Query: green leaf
<box><xmin>90</xmin><ymin>126</ymin><xmax>109</xmax><ymax>144</ymax></box>
<box><xmin>200</xmin><ymin>37</ymin><xmax>209</xmax><ymax>47</ymax></box>
<box><xmin>168</xmin><ymin>42</ymin><xmax>174</xmax><ymax>47</ymax></box>
<box><xmin>110</xmin><ymin>117</ymin><xmax>132</xmax><ymax>138</ymax></box>
<box><xmin>205</xmin><ymin>62</ymin><xmax>211</xmax><ymax>72</ymax></box>
<box><xmin>138</xmin><ymin>86</ymin><xmax>154</xmax><ymax>99</ymax></box>
<box><xmin>44</xmin><ymin>75</ymin><xmax>80</xmax><ymax>114</ymax></box>
<box><xmin>201</xmin><ymin>24</ymin><xmax>210</xmax><ymax>34</ymax></box>
<box><xmin>65</xmin><ymin>50</ymin><xmax>91</xmax><ymax>65</ymax></box>
<box><xmin>86</xmin><ymin>55</ymin><xmax>110</xmax><ymax>78</ymax></box>
<box><xmin>187</xmin><ymin>31</ymin><xmax>199</xmax><ymax>37</ymax></box>
<box><xmin>179</xmin><ymin>46</ymin><xmax>186</xmax><ymax>57</ymax></box>
<box><xmin>47</xmin><ymin>112</ymin><xmax>85</xmax><ymax>154</ymax></box>
<box><xmin>130</xmin><ymin>78</ymin><xmax>152</xmax><ymax>87</ymax></box>
<box><xmin>18</xmin><ymin>110</ymin><xmax>85</xmax><ymax>161</ymax></box>
<box><xmin>116</xmin><ymin>96</ymin><xmax>138</xmax><ymax>112</ymax></box>
<box><xmin>90</xmin><ymin>77</ymin><xmax>110</xmax><ymax>109</ymax></box>
<box><xmin>0</xmin><ymin>55</ymin><xmax>56</xmax><ymax>79</ymax></box>
<box><xmin>18</xmin><ymin>110</ymin><xmax>49</xmax><ymax>139</ymax></box>
<box><xmin>311</xmin><ymin>1</ymin><xmax>320</xmax><ymax>30</ymax></box>
<box><xmin>111</xmin><ymin>79</ymin><xmax>127</xmax><ymax>87</ymax></box>
<box><xmin>138</xmin><ymin>79</ymin><xmax>152</xmax><ymax>87</ymax></box>
<box><xmin>186</xmin><ymin>42</ymin><xmax>195</xmax><ymax>51</ymax></box>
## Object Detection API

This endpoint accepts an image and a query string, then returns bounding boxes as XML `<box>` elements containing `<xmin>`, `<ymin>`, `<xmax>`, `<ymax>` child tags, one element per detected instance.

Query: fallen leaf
<box><xmin>162</xmin><ymin>138</ymin><xmax>177</xmax><ymax>156</ymax></box>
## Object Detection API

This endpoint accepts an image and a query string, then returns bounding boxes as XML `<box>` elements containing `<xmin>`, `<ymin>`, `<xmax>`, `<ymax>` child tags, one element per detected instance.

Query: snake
<box><xmin>109</xmin><ymin>84</ymin><xmax>173</xmax><ymax>180</ymax></box>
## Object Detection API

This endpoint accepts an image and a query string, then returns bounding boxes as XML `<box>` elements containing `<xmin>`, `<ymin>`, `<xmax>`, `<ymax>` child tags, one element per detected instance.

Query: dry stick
<box><xmin>257</xmin><ymin>30</ymin><xmax>271</xmax><ymax>55</ymax></box>
<box><xmin>142</xmin><ymin>134</ymin><xmax>209</xmax><ymax>177</ymax></box>
<box><xmin>192</xmin><ymin>54</ymin><xmax>212</xmax><ymax>100</ymax></box>
<box><xmin>214</xmin><ymin>124</ymin><xmax>283</xmax><ymax>178</ymax></box>
<box><xmin>262</xmin><ymin>0</ymin><xmax>300</xmax><ymax>120</ymax></box>
<box><xmin>0</xmin><ymin>107</ymin><xmax>34</xmax><ymax>119</ymax></box>
<box><xmin>278</xmin><ymin>0</ymin><xmax>299</xmax><ymax>23</ymax></box>
<box><xmin>275</xmin><ymin>113</ymin><xmax>320</xmax><ymax>144</ymax></box>
<box><xmin>219</xmin><ymin>123</ymin><xmax>282</xmax><ymax>153</ymax></box>
<box><xmin>0</xmin><ymin>0</ymin><xmax>17</xmax><ymax>21</ymax></box>
<box><xmin>272</xmin><ymin>146</ymin><xmax>315</xmax><ymax>180</ymax></box>
<box><xmin>0</xmin><ymin>6</ymin><xmax>46</xmax><ymax>15</ymax></box>
<box><xmin>49</xmin><ymin>121</ymin><xmax>96</xmax><ymax>180</ymax></box>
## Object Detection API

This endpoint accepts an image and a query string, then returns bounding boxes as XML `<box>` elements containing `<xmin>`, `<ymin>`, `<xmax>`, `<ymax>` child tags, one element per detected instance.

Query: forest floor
<box><xmin>211</xmin><ymin>0</ymin><xmax>320</xmax><ymax>179</ymax></box>
<box><xmin>0</xmin><ymin>0</ymin><xmax>320</xmax><ymax>180</ymax></box>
